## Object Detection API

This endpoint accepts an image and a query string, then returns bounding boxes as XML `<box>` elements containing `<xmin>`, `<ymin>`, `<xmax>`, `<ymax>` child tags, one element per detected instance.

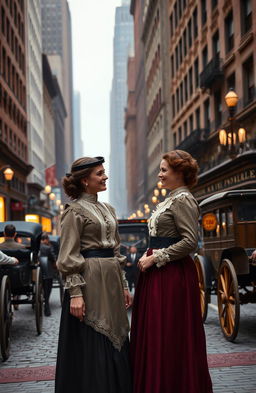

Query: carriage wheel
<box><xmin>59</xmin><ymin>272</ymin><xmax>64</xmax><ymax>306</ymax></box>
<box><xmin>194</xmin><ymin>254</ymin><xmax>208</xmax><ymax>322</ymax></box>
<box><xmin>35</xmin><ymin>267</ymin><xmax>43</xmax><ymax>335</ymax></box>
<box><xmin>217</xmin><ymin>259</ymin><xmax>240</xmax><ymax>341</ymax></box>
<box><xmin>0</xmin><ymin>276</ymin><xmax>12</xmax><ymax>361</ymax></box>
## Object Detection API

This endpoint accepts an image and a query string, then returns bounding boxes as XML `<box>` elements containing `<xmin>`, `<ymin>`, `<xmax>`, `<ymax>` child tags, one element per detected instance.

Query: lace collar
<box><xmin>169</xmin><ymin>186</ymin><xmax>189</xmax><ymax>197</ymax></box>
<box><xmin>79</xmin><ymin>192</ymin><xmax>98</xmax><ymax>204</ymax></box>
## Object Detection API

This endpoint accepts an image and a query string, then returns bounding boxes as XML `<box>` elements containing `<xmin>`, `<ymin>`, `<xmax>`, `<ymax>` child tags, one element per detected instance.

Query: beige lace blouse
<box><xmin>57</xmin><ymin>193</ymin><xmax>129</xmax><ymax>351</ymax></box>
<box><xmin>148</xmin><ymin>186</ymin><xmax>200</xmax><ymax>267</ymax></box>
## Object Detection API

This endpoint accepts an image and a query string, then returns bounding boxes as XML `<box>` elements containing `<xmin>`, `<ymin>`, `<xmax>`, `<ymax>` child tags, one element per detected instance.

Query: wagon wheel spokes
<box><xmin>193</xmin><ymin>254</ymin><xmax>208</xmax><ymax>323</ymax></box>
<box><xmin>217</xmin><ymin>259</ymin><xmax>240</xmax><ymax>342</ymax></box>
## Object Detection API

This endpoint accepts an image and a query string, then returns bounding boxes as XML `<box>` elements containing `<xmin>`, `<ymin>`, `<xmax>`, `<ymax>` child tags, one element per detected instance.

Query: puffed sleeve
<box><xmin>57</xmin><ymin>207</ymin><xmax>86</xmax><ymax>297</ymax></box>
<box><xmin>153</xmin><ymin>195</ymin><xmax>199</xmax><ymax>267</ymax></box>
<box><xmin>105</xmin><ymin>203</ymin><xmax>129</xmax><ymax>290</ymax></box>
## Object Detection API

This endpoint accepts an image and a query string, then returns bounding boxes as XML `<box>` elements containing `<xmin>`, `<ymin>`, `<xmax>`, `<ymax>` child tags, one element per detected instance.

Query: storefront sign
<box><xmin>11</xmin><ymin>201</ymin><xmax>23</xmax><ymax>211</ymax></box>
<box><xmin>196</xmin><ymin>168</ymin><xmax>256</xmax><ymax>198</ymax></box>
<box><xmin>202</xmin><ymin>213</ymin><xmax>218</xmax><ymax>231</ymax></box>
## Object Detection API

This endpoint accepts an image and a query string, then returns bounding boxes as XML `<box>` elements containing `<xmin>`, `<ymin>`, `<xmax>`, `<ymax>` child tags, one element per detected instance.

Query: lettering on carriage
<box><xmin>195</xmin><ymin>168</ymin><xmax>256</xmax><ymax>197</ymax></box>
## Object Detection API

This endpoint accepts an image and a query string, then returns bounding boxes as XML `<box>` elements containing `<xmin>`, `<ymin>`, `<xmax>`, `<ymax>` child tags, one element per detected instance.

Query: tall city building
<box><xmin>26</xmin><ymin>0</ymin><xmax>44</xmax><ymax>188</ymax></box>
<box><xmin>0</xmin><ymin>0</ymin><xmax>31</xmax><ymax>220</ymax></box>
<box><xmin>73</xmin><ymin>91</ymin><xmax>83</xmax><ymax>159</ymax></box>
<box><xmin>41</xmin><ymin>0</ymin><xmax>74</xmax><ymax>172</ymax></box>
<box><xmin>126</xmin><ymin>0</ymin><xmax>148</xmax><ymax>216</ymax></box>
<box><xmin>141</xmin><ymin>0</ymin><xmax>170</xmax><ymax>200</ymax></box>
<box><xmin>109</xmin><ymin>0</ymin><xmax>134</xmax><ymax>218</ymax></box>
<box><xmin>168</xmin><ymin>0</ymin><xmax>256</xmax><ymax>200</ymax></box>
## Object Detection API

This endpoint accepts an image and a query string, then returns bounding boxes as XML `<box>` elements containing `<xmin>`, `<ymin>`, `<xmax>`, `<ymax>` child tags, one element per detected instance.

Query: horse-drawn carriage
<box><xmin>0</xmin><ymin>221</ymin><xmax>43</xmax><ymax>361</ymax></box>
<box><xmin>194</xmin><ymin>189</ymin><xmax>256</xmax><ymax>341</ymax></box>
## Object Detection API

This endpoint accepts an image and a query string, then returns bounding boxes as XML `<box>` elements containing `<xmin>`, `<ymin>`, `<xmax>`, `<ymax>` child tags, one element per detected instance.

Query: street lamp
<box><xmin>219</xmin><ymin>89</ymin><xmax>247</xmax><ymax>158</ymax></box>
<box><xmin>0</xmin><ymin>165</ymin><xmax>14</xmax><ymax>182</ymax></box>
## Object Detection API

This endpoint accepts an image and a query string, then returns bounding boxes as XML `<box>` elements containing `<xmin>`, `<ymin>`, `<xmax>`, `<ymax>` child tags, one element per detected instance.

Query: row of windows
<box><xmin>4</xmin><ymin>0</ymin><xmax>24</xmax><ymax>15</ymax></box>
<box><xmin>0</xmin><ymin>46</ymin><xmax>26</xmax><ymax>107</ymax></box>
<box><xmin>172</xmin><ymin>58</ymin><xmax>199</xmax><ymax>117</ymax></box>
<box><xmin>146</xmin><ymin>45</ymin><xmax>160</xmax><ymax>91</ymax></box>
<box><xmin>1</xmin><ymin>4</ymin><xmax>24</xmax><ymax>42</ymax></box>
<box><xmin>0</xmin><ymin>119</ymin><xmax>27</xmax><ymax>161</ymax></box>
<box><xmin>148</xmin><ymin>88</ymin><xmax>162</xmax><ymax>130</ymax></box>
<box><xmin>145</xmin><ymin>8</ymin><xmax>159</xmax><ymax>59</ymax></box>
<box><xmin>0</xmin><ymin>85</ymin><xmax>27</xmax><ymax>134</ymax></box>
<box><xmin>0</xmin><ymin>12</ymin><xmax>25</xmax><ymax>73</ymax></box>
<box><xmin>170</xmin><ymin>6</ymin><xmax>198</xmax><ymax>76</ymax></box>
<box><xmin>172</xmin><ymin>55</ymin><xmax>255</xmax><ymax>147</ymax></box>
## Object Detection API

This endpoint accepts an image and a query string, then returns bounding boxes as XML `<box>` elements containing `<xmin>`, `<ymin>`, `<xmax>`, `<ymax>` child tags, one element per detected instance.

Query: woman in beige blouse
<box><xmin>130</xmin><ymin>150</ymin><xmax>212</xmax><ymax>393</ymax></box>
<box><xmin>55</xmin><ymin>156</ymin><xmax>132</xmax><ymax>393</ymax></box>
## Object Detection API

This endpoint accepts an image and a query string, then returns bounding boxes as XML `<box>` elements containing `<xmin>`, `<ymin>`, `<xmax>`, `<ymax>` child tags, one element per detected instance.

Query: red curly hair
<box><xmin>162</xmin><ymin>150</ymin><xmax>199</xmax><ymax>188</ymax></box>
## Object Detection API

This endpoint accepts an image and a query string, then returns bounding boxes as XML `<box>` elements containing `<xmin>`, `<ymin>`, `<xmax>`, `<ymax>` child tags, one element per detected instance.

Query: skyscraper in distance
<box><xmin>109</xmin><ymin>0</ymin><xmax>134</xmax><ymax>218</ymax></box>
<box><xmin>73</xmin><ymin>91</ymin><xmax>84</xmax><ymax>159</ymax></box>
<box><xmin>41</xmin><ymin>0</ymin><xmax>74</xmax><ymax>172</ymax></box>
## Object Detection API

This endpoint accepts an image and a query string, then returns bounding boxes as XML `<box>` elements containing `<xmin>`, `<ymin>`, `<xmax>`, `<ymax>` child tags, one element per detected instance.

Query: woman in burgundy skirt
<box><xmin>131</xmin><ymin>150</ymin><xmax>213</xmax><ymax>393</ymax></box>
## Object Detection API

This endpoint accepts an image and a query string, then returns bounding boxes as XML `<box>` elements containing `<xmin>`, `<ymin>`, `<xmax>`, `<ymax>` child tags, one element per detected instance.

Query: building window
<box><xmin>173</xmin><ymin>132</ymin><xmax>177</xmax><ymax>147</ymax></box>
<box><xmin>201</xmin><ymin>0</ymin><xmax>207</xmax><ymax>26</ymax></box>
<box><xmin>212</xmin><ymin>30</ymin><xmax>220</xmax><ymax>57</ymax></box>
<box><xmin>176</xmin><ymin>89</ymin><xmax>180</xmax><ymax>112</ymax></box>
<box><xmin>175</xmin><ymin>46</ymin><xmax>179</xmax><ymax>71</ymax></box>
<box><xmin>174</xmin><ymin>2</ymin><xmax>178</xmax><ymax>28</ymax></box>
<box><xmin>243</xmin><ymin>55</ymin><xmax>255</xmax><ymax>106</ymax></box>
<box><xmin>196</xmin><ymin>107</ymin><xmax>201</xmax><ymax>128</ymax></box>
<box><xmin>179</xmin><ymin>39</ymin><xmax>183</xmax><ymax>64</ymax></box>
<box><xmin>204</xmin><ymin>99</ymin><xmax>210</xmax><ymax>130</ymax></box>
<box><xmin>193</xmin><ymin>7</ymin><xmax>198</xmax><ymax>39</ymax></box>
<box><xmin>212</xmin><ymin>0</ymin><xmax>218</xmax><ymax>10</ymax></box>
<box><xmin>225</xmin><ymin>11</ymin><xmax>234</xmax><ymax>54</ymax></box>
<box><xmin>240</xmin><ymin>0</ymin><xmax>252</xmax><ymax>36</ymax></box>
<box><xmin>170</xmin><ymin>13</ymin><xmax>173</xmax><ymax>37</ymax></box>
<box><xmin>171</xmin><ymin>55</ymin><xmax>174</xmax><ymax>78</ymax></box>
<box><xmin>189</xmin><ymin>67</ymin><xmax>193</xmax><ymax>95</ymax></box>
<box><xmin>180</xmin><ymin>84</ymin><xmax>183</xmax><ymax>108</ymax></box>
<box><xmin>172</xmin><ymin>94</ymin><xmax>176</xmax><ymax>117</ymax></box>
<box><xmin>202</xmin><ymin>46</ymin><xmax>208</xmax><ymax>68</ymax></box>
<box><xmin>184</xmin><ymin>121</ymin><xmax>188</xmax><ymax>138</ymax></box>
<box><xmin>214</xmin><ymin>90</ymin><xmax>222</xmax><ymax>128</ymax></box>
<box><xmin>178</xmin><ymin>127</ymin><xmax>182</xmax><ymax>143</ymax></box>
<box><xmin>189</xmin><ymin>114</ymin><xmax>193</xmax><ymax>133</ymax></box>
<box><xmin>194</xmin><ymin>58</ymin><xmax>199</xmax><ymax>88</ymax></box>
<box><xmin>227</xmin><ymin>72</ymin><xmax>236</xmax><ymax>91</ymax></box>
<box><xmin>183</xmin><ymin>29</ymin><xmax>187</xmax><ymax>57</ymax></box>
<box><xmin>184</xmin><ymin>75</ymin><xmax>188</xmax><ymax>101</ymax></box>
<box><xmin>188</xmin><ymin>19</ymin><xmax>192</xmax><ymax>48</ymax></box>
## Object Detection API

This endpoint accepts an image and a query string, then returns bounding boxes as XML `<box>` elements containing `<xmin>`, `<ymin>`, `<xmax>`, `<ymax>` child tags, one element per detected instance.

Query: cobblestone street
<box><xmin>0</xmin><ymin>289</ymin><xmax>256</xmax><ymax>392</ymax></box>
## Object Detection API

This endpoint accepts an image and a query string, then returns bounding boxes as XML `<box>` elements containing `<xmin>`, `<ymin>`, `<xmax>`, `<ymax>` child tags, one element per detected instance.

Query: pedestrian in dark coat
<box><xmin>40</xmin><ymin>232</ymin><xmax>56</xmax><ymax>316</ymax></box>
<box><xmin>125</xmin><ymin>246</ymin><xmax>140</xmax><ymax>292</ymax></box>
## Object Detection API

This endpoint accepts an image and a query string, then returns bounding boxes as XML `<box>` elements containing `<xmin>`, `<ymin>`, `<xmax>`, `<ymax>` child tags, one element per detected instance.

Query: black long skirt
<box><xmin>55</xmin><ymin>292</ymin><xmax>132</xmax><ymax>393</ymax></box>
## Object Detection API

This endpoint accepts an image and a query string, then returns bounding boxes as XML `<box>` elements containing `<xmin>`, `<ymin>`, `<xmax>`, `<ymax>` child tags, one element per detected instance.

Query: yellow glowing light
<box><xmin>44</xmin><ymin>185</ymin><xmax>52</xmax><ymax>194</ymax></box>
<box><xmin>25</xmin><ymin>214</ymin><xmax>40</xmax><ymax>223</ymax></box>
<box><xmin>225</xmin><ymin>89</ymin><xmax>238</xmax><ymax>108</ymax></box>
<box><xmin>152</xmin><ymin>196</ymin><xmax>158</xmax><ymax>204</ymax></box>
<box><xmin>157</xmin><ymin>181</ymin><xmax>162</xmax><ymax>189</ymax></box>
<box><xmin>0</xmin><ymin>197</ymin><xmax>6</xmax><ymax>221</ymax></box>
<box><xmin>154</xmin><ymin>189</ymin><xmax>160</xmax><ymax>197</ymax></box>
<box><xmin>219</xmin><ymin>129</ymin><xmax>227</xmax><ymax>145</ymax></box>
<box><xmin>161</xmin><ymin>188</ymin><xmax>167</xmax><ymax>197</ymax></box>
<box><xmin>3</xmin><ymin>167</ymin><xmax>14</xmax><ymax>181</ymax></box>
<box><xmin>49</xmin><ymin>192</ymin><xmax>56</xmax><ymax>201</ymax></box>
<box><xmin>238</xmin><ymin>128</ymin><xmax>246</xmax><ymax>143</ymax></box>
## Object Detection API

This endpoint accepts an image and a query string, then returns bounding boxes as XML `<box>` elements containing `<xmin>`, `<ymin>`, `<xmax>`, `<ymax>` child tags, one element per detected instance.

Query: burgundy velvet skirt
<box><xmin>130</xmin><ymin>251</ymin><xmax>213</xmax><ymax>393</ymax></box>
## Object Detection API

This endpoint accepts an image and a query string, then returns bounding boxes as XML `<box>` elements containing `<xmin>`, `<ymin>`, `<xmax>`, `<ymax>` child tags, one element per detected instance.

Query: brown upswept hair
<box><xmin>62</xmin><ymin>157</ymin><xmax>100</xmax><ymax>200</ymax></box>
<box><xmin>162</xmin><ymin>150</ymin><xmax>199</xmax><ymax>188</ymax></box>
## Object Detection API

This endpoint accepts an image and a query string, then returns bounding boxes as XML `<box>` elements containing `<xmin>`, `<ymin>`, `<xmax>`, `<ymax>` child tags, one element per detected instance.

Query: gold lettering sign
<box><xmin>202</xmin><ymin>213</ymin><xmax>217</xmax><ymax>231</ymax></box>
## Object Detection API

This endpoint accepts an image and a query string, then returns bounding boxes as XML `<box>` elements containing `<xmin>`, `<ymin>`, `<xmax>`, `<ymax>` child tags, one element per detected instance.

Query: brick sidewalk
<box><xmin>0</xmin><ymin>289</ymin><xmax>256</xmax><ymax>392</ymax></box>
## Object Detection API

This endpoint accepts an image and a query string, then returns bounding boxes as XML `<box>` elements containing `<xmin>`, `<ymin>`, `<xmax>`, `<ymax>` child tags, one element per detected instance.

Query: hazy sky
<box><xmin>68</xmin><ymin>0</ymin><xmax>123</xmax><ymax>200</ymax></box>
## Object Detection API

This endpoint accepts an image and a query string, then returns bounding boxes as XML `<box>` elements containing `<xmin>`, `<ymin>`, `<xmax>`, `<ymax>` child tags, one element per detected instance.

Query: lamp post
<box><xmin>219</xmin><ymin>89</ymin><xmax>247</xmax><ymax>158</ymax></box>
<box><xmin>0</xmin><ymin>165</ymin><xmax>14</xmax><ymax>220</ymax></box>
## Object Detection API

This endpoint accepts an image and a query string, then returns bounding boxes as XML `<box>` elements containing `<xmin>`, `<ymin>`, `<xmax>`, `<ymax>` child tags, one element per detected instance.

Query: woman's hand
<box><xmin>124</xmin><ymin>289</ymin><xmax>133</xmax><ymax>309</ymax></box>
<box><xmin>138</xmin><ymin>254</ymin><xmax>155</xmax><ymax>272</ymax></box>
<box><xmin>70</xmin><ymin>296</ymin><xmax>85</xmax><ymax>321</ymax></box>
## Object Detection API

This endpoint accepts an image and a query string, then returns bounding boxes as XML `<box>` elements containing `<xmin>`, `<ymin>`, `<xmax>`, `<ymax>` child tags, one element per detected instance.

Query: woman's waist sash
<box><xmin>81</xmin><ymin>248</ymin><xmax>114</xmax><ymax>259</ymax></box>
<box><xmin>149</xmin><ymin>236</ymin><xmax>181</xmax><ymax>249</ymax></box>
